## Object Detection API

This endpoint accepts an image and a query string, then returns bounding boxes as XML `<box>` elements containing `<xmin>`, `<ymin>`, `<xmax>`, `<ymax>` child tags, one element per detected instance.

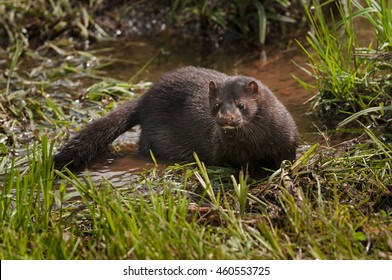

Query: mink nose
<box><xmin>219</xmin><ymin>115</ymin><xmax>234</xmax><ymax>125</ymax></box>
<box><xmin>218</xmin><ymin>113</ymin><xmax>237</xmax><ymax>127</ymax></box>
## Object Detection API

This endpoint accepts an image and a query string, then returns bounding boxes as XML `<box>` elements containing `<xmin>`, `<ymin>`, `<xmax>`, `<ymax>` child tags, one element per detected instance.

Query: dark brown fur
<box><xmin>53</xmin><ymin>66</ymin><xmax>299</xmax><ymax>171</ymax></box>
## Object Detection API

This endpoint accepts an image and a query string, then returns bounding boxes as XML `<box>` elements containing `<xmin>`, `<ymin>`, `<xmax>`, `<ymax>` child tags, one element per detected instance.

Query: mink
<box><xmin>53</xmin><ymin>66</ymin><xmax>299</xmax><ymax>172</ymax></box>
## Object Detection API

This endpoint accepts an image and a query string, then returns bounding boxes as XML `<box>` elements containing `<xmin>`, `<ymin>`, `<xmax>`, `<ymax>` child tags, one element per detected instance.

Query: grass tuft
<box><xmin>297</xmin><ymin>0</ymin><xmax>392</xmax><ymax>126</ymax></box>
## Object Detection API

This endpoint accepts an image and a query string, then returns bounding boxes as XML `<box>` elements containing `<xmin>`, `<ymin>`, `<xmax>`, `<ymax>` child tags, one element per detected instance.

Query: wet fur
<box><xmin>53</xmin><ymin>66</ymin><xmax>299</xmax><ymax>171</ymax></box>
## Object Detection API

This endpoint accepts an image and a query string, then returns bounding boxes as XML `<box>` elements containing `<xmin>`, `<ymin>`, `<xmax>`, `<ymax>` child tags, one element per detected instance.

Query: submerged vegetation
<box><xmin>0</xmin><ymin>0</ymin><xmax>391</xmax><ymax>259</ymax></box>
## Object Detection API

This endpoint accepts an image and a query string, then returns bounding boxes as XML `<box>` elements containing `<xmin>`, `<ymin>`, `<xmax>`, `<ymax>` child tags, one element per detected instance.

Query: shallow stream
<box><xmin>80</xmin><ymin>36</ymin><xmax>322</xmax><ymax>184</ymax></box>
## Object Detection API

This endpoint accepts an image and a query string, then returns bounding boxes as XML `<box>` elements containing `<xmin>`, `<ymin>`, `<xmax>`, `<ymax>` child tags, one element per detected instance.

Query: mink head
<box><xmin>208</xmin><ymin>77</ymin><xmax>261</xmax><ymax>130</ymax></box>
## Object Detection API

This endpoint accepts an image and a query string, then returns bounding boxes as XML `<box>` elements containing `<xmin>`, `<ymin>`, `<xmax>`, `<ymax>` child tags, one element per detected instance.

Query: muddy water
<box><xmin>81</xmin><ymin>38</ymin><xmax>321</xmax><ymax>185</ymax></box>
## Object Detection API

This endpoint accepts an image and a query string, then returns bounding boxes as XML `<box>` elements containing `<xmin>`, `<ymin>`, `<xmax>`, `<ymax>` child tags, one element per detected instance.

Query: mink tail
<box><xmin>53</xmin><ymin>100</ymin><xmax>140</xmax><ymax>170</ymax></box>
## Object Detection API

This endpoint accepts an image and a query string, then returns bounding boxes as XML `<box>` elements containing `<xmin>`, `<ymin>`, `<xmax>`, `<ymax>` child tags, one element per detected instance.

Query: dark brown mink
<box><xmin>53</xmin><ymin>66</ymin><xmax>299</xmax><ymax>172</ymax></box>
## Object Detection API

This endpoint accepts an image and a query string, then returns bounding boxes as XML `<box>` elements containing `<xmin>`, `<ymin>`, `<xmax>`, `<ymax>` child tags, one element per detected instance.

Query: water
<box><xmin>80</xmin><ymin>37</ymin><xmax>321</xmax><ymax>184</ymax></box>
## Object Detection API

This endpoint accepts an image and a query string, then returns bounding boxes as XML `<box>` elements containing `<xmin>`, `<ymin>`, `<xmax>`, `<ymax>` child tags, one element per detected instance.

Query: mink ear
<box><xmin>208</xmin><ymin>81</ymin><xmax>217</xmax><ymax>95</ymax></box>
<box><xmin>246</xmin><ymin>81</ymin><xmax>259</xmax><ymax>95</ymax></box>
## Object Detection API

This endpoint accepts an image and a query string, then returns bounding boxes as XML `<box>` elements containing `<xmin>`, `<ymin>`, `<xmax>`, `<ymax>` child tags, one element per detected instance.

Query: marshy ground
<box><xmin>0</xmin><ymin>0</ymin><xmax>391</xmax><ymax>259</ymax></box>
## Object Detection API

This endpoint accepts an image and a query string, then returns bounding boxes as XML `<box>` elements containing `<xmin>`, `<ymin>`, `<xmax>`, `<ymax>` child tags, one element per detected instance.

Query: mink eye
<box><xmin>238</xmin><ymin>102</ymin><xmax>245</xmax><ymax>110</ymax></box>
<box><xmin>214</xmin><ymin>102</ymin><xmax>220</xmax><ymax>110</ymax></box>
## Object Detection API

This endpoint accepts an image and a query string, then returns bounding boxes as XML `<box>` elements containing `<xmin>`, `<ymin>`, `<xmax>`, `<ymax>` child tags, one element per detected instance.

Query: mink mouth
<box><xmin>217</xmin><ymin>120</ymin><xmax>243</xmax><ymax>130</ymax></box>
<box><xmin>221</xmin><ymin>125</ymin><xmax>236</xmax><ymax>130</ymax></box>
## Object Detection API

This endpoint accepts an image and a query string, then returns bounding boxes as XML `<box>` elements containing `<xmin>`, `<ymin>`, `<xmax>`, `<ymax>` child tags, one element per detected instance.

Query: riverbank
<box><xmin>0</xmin><ymin>0</ymin><xmax>391</xmax><ymax>260</ymax></box>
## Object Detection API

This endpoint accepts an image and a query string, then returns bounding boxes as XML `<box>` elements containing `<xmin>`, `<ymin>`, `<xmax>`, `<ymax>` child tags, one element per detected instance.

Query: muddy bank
<box><xmin>0</xmin><ymin>0</ymin><xmax>304</xmax><ymax>49</ymax></box>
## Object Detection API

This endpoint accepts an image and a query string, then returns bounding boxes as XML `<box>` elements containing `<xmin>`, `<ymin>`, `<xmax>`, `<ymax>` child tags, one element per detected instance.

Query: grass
<box><xmin>0</xmin><ymin>0</ymin><xmax>110</xmax><ymax>46</ymax></box>
<box><xmin>1</xmin><ymin>132</ymin><xmax>391</xmax><ymax>259</ymax></box>
<box><xmin>296</xmin><ymin>0</ymin><xmax>392</xmax><ymax>126</ymax></box>
<box><xmin>0</xmin><ymin>0</ymin><xmax>391</xmax><ymax>260</ymax></box>
<box><xmin>166</xmin><ymin>0</ymin><xmax>298</xmax><ymax>45</ymax></box>
<box><xmin>0</xmin><ymin>0</ymin><xmax>302</xmax><ymax>47</ymax></box>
